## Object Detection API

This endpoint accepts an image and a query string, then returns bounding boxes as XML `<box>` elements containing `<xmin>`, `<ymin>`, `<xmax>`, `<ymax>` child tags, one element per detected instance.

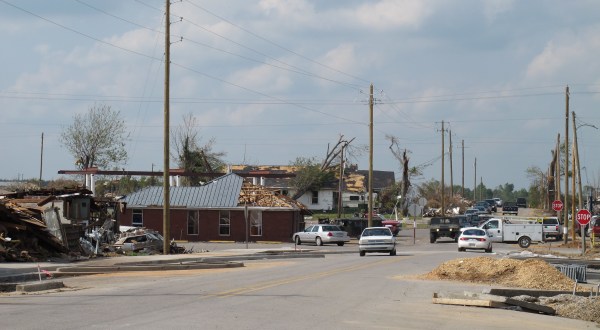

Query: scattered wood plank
<box><xmin>433</xmin><ymin>291</ymin><xmax>555</xmax><ymax>315</ymax></box>
<box><xmin>432</xmin><ymin>292</ymin><xmax>508</xmax><ymax>308</ymax></box>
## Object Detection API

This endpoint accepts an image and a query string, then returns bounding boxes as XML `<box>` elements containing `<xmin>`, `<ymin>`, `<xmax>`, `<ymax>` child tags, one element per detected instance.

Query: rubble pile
<box><xmin>424</xmin><ymin>257</ymin><xmax>600</xmax><ymax>323</ymax></box>
<box><xmin>421</xmin><ymin>256</ymin><xmax>577</xmax><ymax>290</ymax></box>
<box><xmin>0</xmin><ymin>201</ymin><xmax>67</xmax><ymax>262</ymax></box>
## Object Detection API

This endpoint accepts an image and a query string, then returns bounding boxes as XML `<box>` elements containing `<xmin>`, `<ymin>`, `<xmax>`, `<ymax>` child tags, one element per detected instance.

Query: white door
<box><xmin>483</xmin><ymin>219</ymin><xmax>503</xmax><ymax>242</ymax></box>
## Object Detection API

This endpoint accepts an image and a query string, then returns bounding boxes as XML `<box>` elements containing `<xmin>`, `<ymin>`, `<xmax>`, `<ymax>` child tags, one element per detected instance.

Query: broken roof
<box><xmin>121</xmin><ymin>173</ymin><xmax>307</xmax><ymax>211</ymax></box>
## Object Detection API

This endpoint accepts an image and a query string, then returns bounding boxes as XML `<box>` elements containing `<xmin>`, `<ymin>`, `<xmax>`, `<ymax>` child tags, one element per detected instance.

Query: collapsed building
<box><xmin>0</xmin><ymin>187</ymin><xmax>121</xmax><ymax>262</ymax></box>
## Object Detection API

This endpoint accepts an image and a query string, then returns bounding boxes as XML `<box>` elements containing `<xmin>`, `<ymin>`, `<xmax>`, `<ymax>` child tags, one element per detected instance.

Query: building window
<box><xmin>132</xmin><ymin>209</ymin><xmax>143</xmax><ymax>227</ymax></box>
<box><xmin>311</xmin><ymin>191</ymin><xmax>319</xmax><ymax>204</ymax></box>
<box><xmin>188</xmin><ymin>210</ymin><xmax>199</xmax><ymax>235</ymax></box>
<box><xmin>250</xmin><ymin>211</ymin><xmax>262</xmax><ymax>236</ymax></box>
<box><xmin>219</xmin><ymin>210</ymin><xmax>230</xmax><ymax>236</ymax></box>
<box><xmin>349</xmin><ymin>195</ymin><xmax>360</xmax><ymax>201</ymax></box>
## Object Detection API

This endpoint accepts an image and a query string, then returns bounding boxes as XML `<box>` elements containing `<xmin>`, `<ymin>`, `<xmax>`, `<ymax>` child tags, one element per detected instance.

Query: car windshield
<box><xmin>463</xmin><ymin>229</ymin><xmax>486</xmax><ymax>236</ymax></box>
<box><xmin>362</xmin><ymin>228</ymin><xmax>391</xmax><ymax>236</ymax></box>
<box><xmin>322</xmin><ymin>225</ymin><xmax>342</xmax><ymax>231</ymax></box>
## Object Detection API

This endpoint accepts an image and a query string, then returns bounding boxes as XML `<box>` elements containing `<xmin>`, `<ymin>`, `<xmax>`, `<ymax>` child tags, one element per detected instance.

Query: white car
<box><xmin>457</xmin><ymin>227</ymin><xmax>492</xmax><ymax>253</ymax></box>
<box><xmin>293</xmin><ymin>224</ymin><xmax>350</xmax><ymax>246</ymax></box>
<box><xmin>358</xmin><ymin>227</ymin><xmax>396</xmax><ymax>256</ymax></box>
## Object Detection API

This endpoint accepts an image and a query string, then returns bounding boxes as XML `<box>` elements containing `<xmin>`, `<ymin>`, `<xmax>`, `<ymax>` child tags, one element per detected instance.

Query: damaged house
<box><xmin>119</xmin><ymin>173</ymin><xmax>309</xmax><ymax>242</ymax></box>
<box><xmin>0</xmin><ymin>187</ymin><xmax>119</xmax><ymax>261</ymax></box>
<box><xmin>229</xmin><ymin>164</ymin><xmax>396</xmax><ymax>212</ymax></box>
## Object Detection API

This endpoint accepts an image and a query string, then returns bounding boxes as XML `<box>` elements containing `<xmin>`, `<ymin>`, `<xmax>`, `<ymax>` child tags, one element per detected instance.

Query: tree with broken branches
<box><xmin>387</xmin><ymin>135</ymin><xmax>423</xmax><ymax>215</ymax></box>
<box><xmin>60</xmin><ymin>104</ymin><xmax>128</xmax><ymax>170</ymax></box>
<box><xmin>290</xmin><ymin>135</ymin><xmax>356</xmax><ymax>200</ymax></box>
<box><xmin>171</xmin><ymin>113</ymin><xmax>226</xmax><ymax>185</ymax></box>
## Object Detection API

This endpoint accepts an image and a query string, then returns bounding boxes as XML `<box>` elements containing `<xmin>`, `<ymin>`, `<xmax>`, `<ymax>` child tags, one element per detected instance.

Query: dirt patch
<box><xmin>421</xmin><ymin>257</ymin><xmax>599</xmax><ymax>324</ymax></box>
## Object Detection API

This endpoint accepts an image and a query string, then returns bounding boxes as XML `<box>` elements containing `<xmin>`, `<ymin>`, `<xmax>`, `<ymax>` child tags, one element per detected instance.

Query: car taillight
<box><xmin>477</xmin><ymin>238</ymin><xmax>487</xmax><ymax>242</ymax></box>
<box><xmin>460</xmin><ymin>237</ymin><xmax>468</xmax><ymax>241</ymax></box>
<box><xmin>327</xmin><ymin>232</ymin><xmax>333</xmax><ymax>237</ymax></box>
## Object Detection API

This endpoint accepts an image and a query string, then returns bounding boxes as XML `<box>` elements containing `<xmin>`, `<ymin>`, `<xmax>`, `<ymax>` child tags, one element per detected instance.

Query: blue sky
<box><xmin>1</xmin><ymin>0</ymin><xmax>599</xmax><ymax>191</ymax></box>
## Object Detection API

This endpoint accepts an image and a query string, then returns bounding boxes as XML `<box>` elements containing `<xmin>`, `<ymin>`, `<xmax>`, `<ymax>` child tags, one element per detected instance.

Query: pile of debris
<box><xmin>423</xmin><ymin>257</ymin><xmax>600</xmax><ymax>323</ymax></box>
<box><xmin>0</xmin><ymin>201</ymin><xmax>68</xmax><ymax>262</ymax></box>
<box><xmin>421</xmin><ymin>257</ymin><xmax>576</xmax><ymax>290</ymax></box>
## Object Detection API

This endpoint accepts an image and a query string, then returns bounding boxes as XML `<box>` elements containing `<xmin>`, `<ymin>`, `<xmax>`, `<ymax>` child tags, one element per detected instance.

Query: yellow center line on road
<box><xmin>214</xmin><ymin>256</ymin><xmax>407</xmax><ymax>298</ymax></box>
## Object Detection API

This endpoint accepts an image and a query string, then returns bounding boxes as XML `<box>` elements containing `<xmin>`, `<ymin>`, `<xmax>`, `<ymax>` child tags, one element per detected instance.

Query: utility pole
<box><xmin>573</xmin><ymin>112</ymin><xmax>583</xmax><ymax>209</ymax></box>
<box><xmin>461</xmin><ymin>140</ymin><xmax>464</xmax><ymax>198</ymax></box>
<box><xmin>441</xmin><ymin>121</ymin><xmax>445</xmax><ymax>216</ymax></box>
<box><xmin>449</xmin><ymin>130</ymin><xmax>454</xmax><ymax>198</ymax></box>
<box><xmin>556</xmin><ymin>134</ymin><xmax>561</xmax><ymax>235</ymax></box>
<box><xmin>163</xmin><ymin>0</ymin><xmax>171</xmax><ymax>254</ymax></box>
<box><xmin>39</xmin><ymin>132</ymin><xmax>44</xmax><ymax>185</ymax></box>
<box><xmin>368</xmin><ymin>83</ymin><xmax>374</xmax><ymax>227</ymax></box>
<box><xmin>337</xmin><ymin>142</ymin><xmax>345</xmax><ymax>218</ymax></box>
<box><xmin>564</xmin><ymin>86</ymin><xmax>570</xmax><ymax>243</ymax></box>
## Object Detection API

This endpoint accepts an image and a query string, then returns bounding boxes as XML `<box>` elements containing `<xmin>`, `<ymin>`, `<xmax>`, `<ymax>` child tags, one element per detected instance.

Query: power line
<box><xmin>184</xmin><ymin>0</ymin><xmax>370</xmax><ymax>86</ymax></box>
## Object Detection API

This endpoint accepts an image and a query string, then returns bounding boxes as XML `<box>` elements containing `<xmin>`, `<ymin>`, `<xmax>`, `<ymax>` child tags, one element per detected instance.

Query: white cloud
<box><xmin>352</xmin><ymin>0</ymin><xmax>433</xmax><ymax>30</ymax></box>
<box><xmin>228</xmin><ymin>63</ymin><xmax>293</xmax><ymax>94</ymax></box>
<box><xmin>527</xmin><ymin>26</ymin><xmax>600</xmax><ymax>80</ymax></box>
<box><xmin>258</xmin><ymin>0</ymin><xmax>315</xmax><ymax>22</ymax></box>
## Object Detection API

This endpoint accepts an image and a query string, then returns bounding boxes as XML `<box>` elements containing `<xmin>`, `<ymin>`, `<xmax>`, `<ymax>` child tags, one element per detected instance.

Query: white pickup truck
<box><xmin>478</xmin><ymin>218</ymin><xmax>544</xmax><ymax>248</ymax></box>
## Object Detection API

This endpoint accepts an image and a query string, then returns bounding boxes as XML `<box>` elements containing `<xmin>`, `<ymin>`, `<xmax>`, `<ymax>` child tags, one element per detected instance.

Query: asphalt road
<box><xmin>0</xmin><ymin>228</ymin><xmax>593</xmax><ymax>329</ymax></box>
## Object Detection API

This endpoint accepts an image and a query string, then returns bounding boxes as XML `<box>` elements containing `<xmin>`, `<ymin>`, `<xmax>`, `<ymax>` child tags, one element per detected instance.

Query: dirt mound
<box><xmin>421</xmin><ymin>257</ymin><xmax>576</xmax><ymax>290</ymax></box>
<box><xmin>422</xmin><ymin>257</ymin><xmax>600</xmax><ymax>323</ymax></box>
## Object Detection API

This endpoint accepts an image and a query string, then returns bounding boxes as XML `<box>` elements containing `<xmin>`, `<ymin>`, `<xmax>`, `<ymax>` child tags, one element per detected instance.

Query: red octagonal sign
<box><xmin>552</xmin><ymin>200</ymin><xmax>563</xmax><ymax>212</ymax></box>
<box><xmin>576</xmin><ymin>209</ymin><xmax>592</xmax><ymax>226</ymax></box>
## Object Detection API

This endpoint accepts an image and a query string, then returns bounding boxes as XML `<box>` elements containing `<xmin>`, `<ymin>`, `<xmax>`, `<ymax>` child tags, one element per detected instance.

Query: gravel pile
<box><xmin>422</xmin><ymin>256</ymin><xmax>600</xmax><ymax>323</ymax></box>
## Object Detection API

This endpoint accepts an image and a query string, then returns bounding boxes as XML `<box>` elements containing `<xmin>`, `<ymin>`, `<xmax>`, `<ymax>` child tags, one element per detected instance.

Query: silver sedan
<box><xmin>293</xmin><ymin>224</ymin><xmax>350</xmax><ymax>246</ymax></box>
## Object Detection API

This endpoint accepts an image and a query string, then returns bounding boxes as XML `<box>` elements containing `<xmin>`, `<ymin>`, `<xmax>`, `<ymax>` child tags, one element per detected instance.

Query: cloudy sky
<box><xmin>1</xmin><ymin>0</ymin><xmax>599</xmax><ymax>191</ymax></box>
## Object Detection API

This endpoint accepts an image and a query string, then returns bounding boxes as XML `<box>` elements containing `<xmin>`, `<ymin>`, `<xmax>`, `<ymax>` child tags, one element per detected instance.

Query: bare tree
<box><xmin>171</xmin><ymin>113</ymin><xmax>226</xmax><ymax>185</ymax></box>
<box><xmin>290</xmin><ymin>135</ymin><xmax>356</xmax><ymax>200</ymax></box>
<box><xmin>60</xmin><ymin>104</ymin><xmax>128</xmax><ymax>170</ymax></box>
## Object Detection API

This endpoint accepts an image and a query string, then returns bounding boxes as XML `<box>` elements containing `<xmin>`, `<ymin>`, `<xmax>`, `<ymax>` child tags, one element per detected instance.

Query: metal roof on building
<box><xmin>121</xmin><ymin>173</ymin><xmax>244</xmax><ymax>208</ymax></box>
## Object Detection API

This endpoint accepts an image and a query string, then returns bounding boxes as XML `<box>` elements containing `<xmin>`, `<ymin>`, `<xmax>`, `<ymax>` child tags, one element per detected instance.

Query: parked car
<box><xmin>474</xmin><ymin>201</ymin><xmax>492</xmax><ymax>214</ymax></box>
<box><xmin>484</xmin><ymin>199</ymin><xmax>498</xmax><ymax>213</ymax></box>
<box><xmin>293</xmin><ymin>224</ymin><xmax>350</xmax><ymax>246</ymax></box>
<box><xmin>464</xmin><ymin>208</ymin><xmax>479</xmax><ymax>215</ymax></box>
<box><xmin>358</xmin><ymin>227</ymin><xmax>396</xmax><ymax>256</ymax></box>
<box><xmin>474</xmin><ymin>205</ymin><xmax>490</xmax><ymax>214</ymax></box>
<box><xmin>493</xmin><ymin>198</ymin><xmax>503</xmax><ymax>207</ymax></box>
<box><xmin>113</xmin><ymin>230</ymin><xmax>164</xmax><ymax>253</ymax></box>
<box><xmin>382</xmin><ymin>220</ymin><xmax>401</xmax><ymax>236</ymax></box>
<box><xmin>537</xmin><ymin>217</ymin><xmax>563</xmax><ymax>240</ymax></box>
<box><xmin>458</xmin><ymin>227</ymin><xmax>493</xmax><ymax>253</ymax></box>
<box><xmin>502</xmin><ymin>201</ymin><xmax>518</xmax><ymax>215</ymax></box>
<box><xmin>516</xmin><ymin>197</ymin><xmax>527</xmax><ymax>208</ymax></box>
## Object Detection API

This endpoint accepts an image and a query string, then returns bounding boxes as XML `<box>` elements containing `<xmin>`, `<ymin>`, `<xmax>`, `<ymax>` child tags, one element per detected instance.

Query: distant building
<box><xmin>229</xmin><ymin>165</ymin><xmax>395</xmax><ymax>213</ymax></box>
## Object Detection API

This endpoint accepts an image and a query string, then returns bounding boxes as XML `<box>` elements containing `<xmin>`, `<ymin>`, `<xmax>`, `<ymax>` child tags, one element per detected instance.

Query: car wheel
<box><xmin>316</xmin><ymin>237</ymin><xmax>323</xmax><ymax>246</ymax></box>
<box><xmin>556</xmin><ymin>235</ymin><xmax>563</xmax><ymax>241</ymax></box>
<box><xmin>518</xmin><ymin>236</ymin><xmax>532</xmax><ymax>248</ymax></box>
<box><xmin>359</xmin><ymin>250</ymin><xmax>366</xmax><ymax>257</ymax></box>
<box><xmin>485</xmin><ymin>246</ymin><xmax>492</xmax><ymax>253</ymax></box>
<box><xmin>337</xmin><ymin>242</ymin><xmax>344</xmax><ymax>246</ymax></box>
<box><xmin>430</xmin><ymin>233</ymin><xmax>437</xmax><ymax>243</ymax></box>
<box><xmin>390</xmin><ymin>249</ymin><xmax>396</xmax><ymax>256</ymax></box>
<box><xmin>294</xmin><ymin>236</ymin><xmax>301</xmax><ymax>245</ymax></box>
<box><xmin>458</xmin><ymin>247</ymin><xmax>465</xmax><ymax>252</ymax></box>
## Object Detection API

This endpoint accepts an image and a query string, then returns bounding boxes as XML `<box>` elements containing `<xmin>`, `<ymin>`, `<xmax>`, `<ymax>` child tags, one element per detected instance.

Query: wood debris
<box><xmin>238</xmin><ymin>182</ymin><xmax>309</xmax><ymax>212</ymax></box>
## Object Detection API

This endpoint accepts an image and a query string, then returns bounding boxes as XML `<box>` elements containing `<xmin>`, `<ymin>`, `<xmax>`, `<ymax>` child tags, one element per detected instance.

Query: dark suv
<box><xmin>484</xmin><ymin>199</ymin><xmax>497</xmax><ymax>213</ymax></box>
<box><xmin>516</xmin><ymin>197</ymin><xmax>527</xmax><ymax>208</ymax></box>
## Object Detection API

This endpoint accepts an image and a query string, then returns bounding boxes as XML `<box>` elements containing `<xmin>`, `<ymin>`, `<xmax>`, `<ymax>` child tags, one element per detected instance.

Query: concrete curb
<box><xmin>16</xmin><ymin>281</ymin><xmax>64</xmax><ymax>293</ymax></box>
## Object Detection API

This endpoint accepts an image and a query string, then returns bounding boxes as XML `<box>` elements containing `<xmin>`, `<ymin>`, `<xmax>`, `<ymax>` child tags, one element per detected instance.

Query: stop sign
<box><xmin>552</xmin><ymin>200</ymin><xmax>563</xmax><ymax>212</ymax></box>
<box><xmin>576</xmin><ymin>209</ymin><xmax>592</xmax><ymax>226</ymax></box>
